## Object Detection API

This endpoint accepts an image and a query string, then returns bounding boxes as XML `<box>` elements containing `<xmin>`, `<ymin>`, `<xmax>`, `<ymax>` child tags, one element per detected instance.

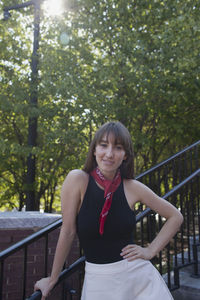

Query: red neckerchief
<box><xmin>90</xmin><ymin>167</ymin><xmax>121</xmax><ymax>235</ymax></box>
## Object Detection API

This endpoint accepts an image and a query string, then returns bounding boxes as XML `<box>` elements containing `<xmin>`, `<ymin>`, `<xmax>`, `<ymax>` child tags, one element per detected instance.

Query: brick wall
<box><xmin>0</xmin><ymin>213</ymin><xmax>81</xmax><ymax>300</ymax></box>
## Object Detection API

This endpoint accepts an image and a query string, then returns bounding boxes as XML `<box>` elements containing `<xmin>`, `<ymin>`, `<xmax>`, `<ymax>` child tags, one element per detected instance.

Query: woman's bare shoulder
<box><xmin>123</xmin><ymin>179</ymin><xmax>149</xmax><ymax>202</ymax></box>
<box><xmin>124</xmin><ymin>178</ymin><xmax>143</xmax><ymax>189</ymax></box>
<box><xmin>61</xmin><ymin>170</ymin><xmax>89</xmax><ymax>203</ymax></box>
<box><xmin>67</xmin><ymin>169</ymin><xmax>89</xmax><ymax>180</ymax></box>
<box><xmin>125</xmin><ymin>178</ymin><xmax>156</xmax><ymax>195</ymax></box>
<box><xmin>63</xmin><ymin>169</ymin><xmax>89</xmax><ymax>190</ymax></box>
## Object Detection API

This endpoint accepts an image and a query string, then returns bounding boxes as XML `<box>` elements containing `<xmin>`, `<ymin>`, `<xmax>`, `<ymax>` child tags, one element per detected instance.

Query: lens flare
<box><xmin>43</xmin><ymin>0</ymin><xmax>63</xmax><ymax>17</ymax></box>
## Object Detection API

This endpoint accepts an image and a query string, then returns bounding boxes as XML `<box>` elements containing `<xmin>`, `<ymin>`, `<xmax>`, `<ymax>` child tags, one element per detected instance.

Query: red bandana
<box><xmin>90</xmin><ymin>167</ymin><xmax>121</xmax><ymax>235</ymax></box>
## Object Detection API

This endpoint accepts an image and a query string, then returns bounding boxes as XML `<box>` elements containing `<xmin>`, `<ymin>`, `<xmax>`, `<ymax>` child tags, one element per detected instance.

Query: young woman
<box><xmin>34</xmin><ymin>121</ymin><xmax>183</xmax><ymax>300</ymax></box>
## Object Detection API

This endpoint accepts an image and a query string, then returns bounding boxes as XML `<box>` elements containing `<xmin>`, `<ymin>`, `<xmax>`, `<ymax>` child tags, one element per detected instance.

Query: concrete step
<box><xmin>172</xmin><ymin>287</ymin><xmax>200</xmax><ymax>300</ymax></box>
<box><xmin>171</xmin><ymin>266</ymin><xmax>200</xmax><ymax>300</ymax></box>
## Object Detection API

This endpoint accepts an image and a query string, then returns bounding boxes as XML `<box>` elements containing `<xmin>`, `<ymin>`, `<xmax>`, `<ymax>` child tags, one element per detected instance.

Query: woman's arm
<box><xmin>34</xmin><ymin>170</ymin><xmax>88</xmax><ymax>299</ymax></box>
<box><xmin>121</xmin><ymin>180</ymin><xmax>183</xmax><ymax>261</ymax></box>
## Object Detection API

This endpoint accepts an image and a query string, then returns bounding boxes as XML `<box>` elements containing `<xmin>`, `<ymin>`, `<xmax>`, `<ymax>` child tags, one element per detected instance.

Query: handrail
<box><xmin>136</xmin><ymin>168</ymin><xmax>200</xmax><ymax>222</ymax></box>
<box><xmin>0</xmin><ymin>218</ymin><xmax>62</xmax><ymax>260</ymax></box>
<box><xmin>1</xmin><ymin>141</ymin><xmax>199</xmax><ymax>261</ymax></box>
<box><xmin>27</xmin><ymin>168</ymin><xmax>200</xmax><ymax>299</ymax></box>
<box><xmin>1</xmin><ymin>141</ymin><xmax>199</xmax><ymax>300</ymax></box>
<box><xmin>27</xmin><ymin>256</ymin><xmax>85</xmax><ymax>300</ymax></box>
<box><xmin>136</xmin><ymin>140</ymin><xmax>199</xmax><ymax>179</ymax></box>
<box><xmin>163</xmin><ymin>168</ymin><xmax>200</xmax><ymax>199</ymax></box>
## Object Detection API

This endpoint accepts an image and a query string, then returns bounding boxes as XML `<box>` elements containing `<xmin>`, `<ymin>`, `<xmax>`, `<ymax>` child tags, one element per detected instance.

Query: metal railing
<box><xmin>0</xmin><ymin>140</ymin><xmax>199</xmax><ymax>300</ymax></box>
<box><xmin>137</xmin><ymin>140</ymin><xmax>199</xmax><ymax>194</ymax></box>
<box><xmin>135</xmin><ymin>168</ymin><xmax>200</xmax><ymax>290</ymax></box>
<box><xmin>27</xmin><ymin>257</ymin><xmax>85</xmax><ymax>300</ymax></box>
<box><xmin>0</xmin><ymin>219</ymin><xmax>62</xmax><ymax>300</ymax></box>
<box><xmin>27</xmin><ymin>168</ymin><xmax>200</xmax><ymax>299</ymax></box>
<box><xmin>134</xmin><ymin>140</ymin><xmax>199</xmax><ymax>221</ymax></box>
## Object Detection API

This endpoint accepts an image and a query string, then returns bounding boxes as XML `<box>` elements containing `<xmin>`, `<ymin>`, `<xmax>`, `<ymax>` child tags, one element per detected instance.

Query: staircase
<box><xmin>171</xmin><ymin>236</ymin><xmax>200</xmax><ymax>299</ymax></box>
<box><xmin>172</xmin><ymin>264</ymin><xmax>200</xmax><ymax>300</ymax></box>
<box><xmin>0</xmin><ymin>141</ymin><xmax>199</xmax><ymax>300</ymax></box>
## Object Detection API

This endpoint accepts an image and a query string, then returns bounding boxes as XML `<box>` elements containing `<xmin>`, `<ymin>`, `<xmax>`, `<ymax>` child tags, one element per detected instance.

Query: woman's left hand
<box><xmin>120</xmin><ymin>244</ymin><xmax>154</xmax><ymax>261</ymax></box>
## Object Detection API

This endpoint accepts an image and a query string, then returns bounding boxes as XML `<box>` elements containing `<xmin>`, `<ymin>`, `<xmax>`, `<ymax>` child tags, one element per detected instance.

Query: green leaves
<box><xmin>0</xmin><ymin>0</ymin><xmax>199</xmax><ymax>210</ymax></box>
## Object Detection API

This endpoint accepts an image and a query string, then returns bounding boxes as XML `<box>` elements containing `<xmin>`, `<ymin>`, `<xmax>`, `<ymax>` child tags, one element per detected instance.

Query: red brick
<box><xmin>3</xmin><ymin>292</ymin><xmax>22</xmax><ymax>300</ymax></box>
<box><xmin>0</xmin><ymin>226</ymin><xmax>80</xmax><ymax>300</ymax></box>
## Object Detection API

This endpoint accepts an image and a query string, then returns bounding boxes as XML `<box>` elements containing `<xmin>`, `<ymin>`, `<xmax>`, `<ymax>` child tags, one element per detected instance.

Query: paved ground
<box><xmin>171</xmin><ymin>265</ymin><xmax>200</xmax><ymax>300</ymax></box>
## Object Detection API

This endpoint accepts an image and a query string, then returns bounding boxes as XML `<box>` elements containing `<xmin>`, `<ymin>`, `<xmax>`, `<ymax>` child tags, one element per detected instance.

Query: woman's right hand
<box><xmin>34</xmin><ymin>277</ymin><xmax>56</xmax><ymax>300</ymax></box>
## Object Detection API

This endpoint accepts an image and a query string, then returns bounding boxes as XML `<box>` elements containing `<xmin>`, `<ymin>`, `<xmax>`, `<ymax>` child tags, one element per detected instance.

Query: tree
<box><xmin>0</xmin><ymin>0</ymin><xmax>199</xmax><ymax>211</ymax></box>
<box><xmin>72</xmin><ymin>0</ymin><xmax>200</xmax><ymax>171</ymax></box>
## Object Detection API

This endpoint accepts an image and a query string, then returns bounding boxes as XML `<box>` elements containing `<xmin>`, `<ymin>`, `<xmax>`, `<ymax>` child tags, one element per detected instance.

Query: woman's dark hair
<box><xmin>83</xmin><ymin>121</ymin><xmax>134</xmax><ymax>179</ymax></box>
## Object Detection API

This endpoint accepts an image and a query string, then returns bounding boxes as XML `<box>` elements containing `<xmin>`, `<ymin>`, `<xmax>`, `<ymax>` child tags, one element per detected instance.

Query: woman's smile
<box><xmin>102</xmin><ymin>160</ymin><xmax>114</xmax><ymax>165</ymax></box>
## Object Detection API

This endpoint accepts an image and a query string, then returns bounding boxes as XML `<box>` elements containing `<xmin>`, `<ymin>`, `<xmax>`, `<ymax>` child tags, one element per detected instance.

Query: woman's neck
<box><xmin>97</xmin><ymin>168</ymin><xmax>117</xmax><ymax>181</ymax></box>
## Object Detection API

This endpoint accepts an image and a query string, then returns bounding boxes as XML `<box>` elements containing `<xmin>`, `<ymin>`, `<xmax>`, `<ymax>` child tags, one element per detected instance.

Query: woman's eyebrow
<box><xmin>115</xmin><ymin>141</ymin><xmax>123</xmax><ymax>145</ymax></box>
<box><xmin>99</xmin><ymin>139</ymin><xmax>123</xmax><ymax>146</ymax></box>
<box><xmin>99</xmin><ymin>139</ymin><xmax>108</xmax><ymax>143</ymax></box>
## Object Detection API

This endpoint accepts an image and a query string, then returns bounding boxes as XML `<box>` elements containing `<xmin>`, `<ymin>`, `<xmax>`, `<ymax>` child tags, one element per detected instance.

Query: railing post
<box><xmin>44</xmin><ymin>234</ymin><xmax>48</xmax><ymax>277</ymax></box>
<box><xmin>0</xmin><ymin>142</ymin><xmax>199</xmax><ymax>299</ymax></box>
<box><xmin>174</xmin><ymin>267</ymin><xmax>180</xmax><ymax>289</ymax></box>
<box><xmin>192</xmin><ymin>244</ymin><xmax>200</xmax><ymax>278</ymax></box>
<box><xmin>23</xmin><ymin>246</ymin><xmax>28</xmax><ymax>300</ymax></box>
<box><xmin>148</xmin><ymin>213</ymin><xmax>156</xmax><ymax>243</ymax></box>
<box><xmin>64</xmin><ymin>283</ymin><xmax>76</xmax><ymax>300</ymax></box>
<box><xmin>0</xmin><ymin>260</ymin><xmax>4</xmax><ymax>300</ymax></box>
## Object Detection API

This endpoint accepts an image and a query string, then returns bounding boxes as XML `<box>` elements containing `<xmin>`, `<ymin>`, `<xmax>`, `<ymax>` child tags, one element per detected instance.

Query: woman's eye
<box><xmin>116</xmin><ymin>145</ymin><xmax>123</xmax><ymax>150</ymax></box>
<box><xmin>100</xmin><ymin>143</ymin><xmax>107</xmax><ymax>147</ymax></box>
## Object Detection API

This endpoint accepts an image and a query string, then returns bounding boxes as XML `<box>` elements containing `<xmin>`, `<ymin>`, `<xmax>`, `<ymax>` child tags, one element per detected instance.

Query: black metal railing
<box><xmin>134</xmin><ymin>140</ymin><xmax>200</xmax><ymax>220</ymax></box>
<box><xmin>135</xmin><ymin>168</ymin><xmax>200</xmax><ymax>290</ymax></box>
<box><xmin>27</xmin><ymin>168</ymin><xmax>200</xmax><ymax>299</ymax></box>
<box><xmin>137</xmin><ymin>140</ymin><xmax>199</xmax><ymax>194</ymax></box>
<box><xmin>27</xmin><ymin>257</ymin><xmax>85</xmax><ymax>300</ymax></box>
<box><xmin>0</xmin><ymin>219</ymin><xmax>62</xmax><ymax>300</ymax></box>
<box><xmin>0</xmin><ymin>140</ymin><xmax>199</xmax><ymax>300</ymax></box>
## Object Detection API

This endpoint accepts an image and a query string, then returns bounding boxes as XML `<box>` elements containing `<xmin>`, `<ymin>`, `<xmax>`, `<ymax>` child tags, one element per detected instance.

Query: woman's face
<box><xmin>94</xmin><ymin>133</ymin><xmax>126</xmax><ymax>180</ymax></box>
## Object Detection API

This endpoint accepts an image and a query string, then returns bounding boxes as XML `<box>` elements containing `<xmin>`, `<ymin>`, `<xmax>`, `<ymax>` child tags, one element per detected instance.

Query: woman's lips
<box><xmin>102</xmin><ymin>160</ymin><xmax>114</xmax><ymax>165</ymax></box>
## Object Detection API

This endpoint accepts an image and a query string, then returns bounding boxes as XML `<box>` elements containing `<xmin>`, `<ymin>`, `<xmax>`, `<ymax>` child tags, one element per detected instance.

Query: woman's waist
<box><xmin>84</xmin><ymin>258</ymin><xmax>150</xmax><ymax>274</ymax></box>
<box><xmin>81</xmin><ymin>238</ymin><xmax>133</xmax><ymax>264</ymax></box>
<box><xmin>85</xmin><ymin>258</ymin><xmax>127</xmax><ymax>274</ymax></box>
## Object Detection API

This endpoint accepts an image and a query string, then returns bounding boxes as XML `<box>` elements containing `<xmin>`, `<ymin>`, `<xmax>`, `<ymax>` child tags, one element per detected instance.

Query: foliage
<box><xmin>0</xmin><ymin>0</ymin><xmax>199</xmax><ymax>211</ymax></box>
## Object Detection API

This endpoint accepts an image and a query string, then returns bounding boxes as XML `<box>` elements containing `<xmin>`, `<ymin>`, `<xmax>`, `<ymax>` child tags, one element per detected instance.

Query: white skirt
<box><xmin>81</xmin><ymin>259</ymin><xmax>173</xmax><ymax>300</ymax></box>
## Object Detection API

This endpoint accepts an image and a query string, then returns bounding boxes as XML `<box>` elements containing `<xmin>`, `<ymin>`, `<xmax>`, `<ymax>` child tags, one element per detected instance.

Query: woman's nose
<box><xmin>105</xmin><ymin>146</ymin><xmax>114</xmax><ymax>157</ymax></box>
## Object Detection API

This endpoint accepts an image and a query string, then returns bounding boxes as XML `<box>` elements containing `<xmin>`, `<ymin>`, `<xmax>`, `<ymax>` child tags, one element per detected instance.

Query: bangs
<box><xmin>95</xmin><ymin>123</ymin><xmax>129</xmax><ymax>148</ymax></box>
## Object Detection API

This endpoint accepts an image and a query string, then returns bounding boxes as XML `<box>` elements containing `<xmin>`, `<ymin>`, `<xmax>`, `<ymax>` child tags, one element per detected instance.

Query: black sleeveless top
<box><xmin>76</xmin><ymin>175</ymin><xmax>136</xmax><ymax>264</ymax></box>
